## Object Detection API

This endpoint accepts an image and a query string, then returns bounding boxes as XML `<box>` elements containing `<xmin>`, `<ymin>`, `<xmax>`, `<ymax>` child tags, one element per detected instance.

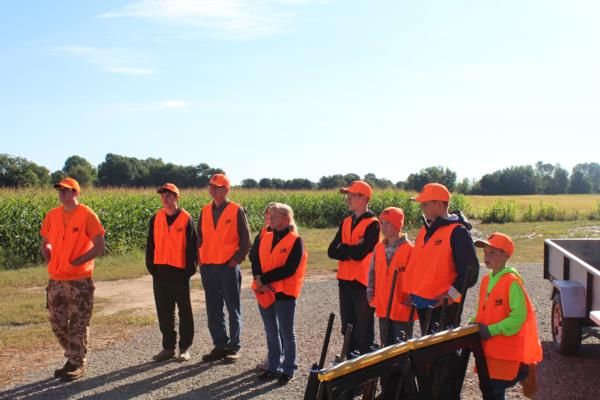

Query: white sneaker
<box><xmin>177</xmin><ymin>349</ymin><xmax>191</xmax><ymax>362</ymax></box>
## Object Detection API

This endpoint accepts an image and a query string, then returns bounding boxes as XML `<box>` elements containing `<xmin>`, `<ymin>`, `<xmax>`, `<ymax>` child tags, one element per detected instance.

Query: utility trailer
<box><xmin>544</xmin><ymin>239</ymin><xmax>600</xmax><ymax>355</ymax></box>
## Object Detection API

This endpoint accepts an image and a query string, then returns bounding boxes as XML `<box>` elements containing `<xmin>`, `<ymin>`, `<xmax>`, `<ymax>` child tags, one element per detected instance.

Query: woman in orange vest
<box><xmin>146</xmin><ymin>183</ymin><xmax>198</xmax><ymax>362</ymax></box>
<box><xmin>473</xmin><ymin>233</ymin><xmax>542</xmax><ymax>400</ymax></box>
<box><xmin>251</xmin><ymin>203</ymin><xmax>307</xmax><ymax>385</ymax></box>
<box><xmin>328</xmin><ymin>180</ymin><xmax>379</xmax><ymax>358</ymax></box>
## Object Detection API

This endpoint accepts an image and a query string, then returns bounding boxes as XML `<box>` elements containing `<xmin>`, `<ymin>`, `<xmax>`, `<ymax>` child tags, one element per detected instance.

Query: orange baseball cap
<box><xmin>412</xmin><ymin>183</ymin><xmax>451</xmax><ymax>203</ymax></box>
<box><xmin>379</xmin><ymin>207</ymin><xmax>405</xmax><ymax>230</ymax></box>
<box><xmin>475</xmin><ymin>232</ymin><xmax>515</xmax><ymax>257</ymax></box>
<box><xmin>54</xmin><ymin>177</ymin><xmax>81</xmax><ymax>193</ymax></box>
<box><xmin>209</xmin><ymin>173</ymin><xmax>230</xmax><ymax>188</ymax></box>
<box><xmin>157</xmin><ymin>183</ymin><xmax>180</xmax><ymax>197</ymax></box>
<box><xmin>339</xmin><ymin>180</ymin><xmax>372</xmax><ymax>198</ymax></box>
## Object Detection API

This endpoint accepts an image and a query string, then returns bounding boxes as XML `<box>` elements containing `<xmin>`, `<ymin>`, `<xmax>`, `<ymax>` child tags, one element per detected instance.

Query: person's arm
<box><xmin>367</xmin><ymin>253</ymin><xmax>376</xmax><ymax>303</ymax></box>
<box><xmin>146</xmin><ymin>215</ymin><xmax>156</xmax><ymax>275</ymax></box>
<box><xmin>250</xmin><ymin>233</ymin><xmax>263</xmax><ymax>277</ymax></box>
<box><xmin>71</xmin><ymin>235</ymin><xmax>105</xmax><ymax>266</ymax></box>
<box><xmin>227</xmin><ymin>207</ymin><xmax>251</xmax><ymax>267</ymax></box>
<box><xmin>488</xmin><ymin>281</ymin><xmax>527</xmax><ymax>337</ymax></box>
<box><xmin>327</xmin><ymin>222</ymin><xmax>350</xmax><ymax>260</ymax></box>
<box><xmin>347</xmin><ymin>221</ymin><xmax>380</xmax><ymax>261</ymax></box>
<box><xmin>447</xmin><ymin>226</ymin><xmax>480</xmax><ymax>301</ymax></box>
<box><xmin>196</xmin><ymin>211</ymin><xmax>203</xmax><ymax>265</ymax></box>
<box><xmin>40</xmin><ymin>237</ymin><xmax>51</xmax><ymax>263</ymax></box>
<box><xmin>185</xmin><ymin>217</ymin><xmax>198</xmax><ymax>278</ymax></box>
<box><xmin>260</xmin><ymin>237</ymin><xmax>304</xmax><ymax>284</ymax></box>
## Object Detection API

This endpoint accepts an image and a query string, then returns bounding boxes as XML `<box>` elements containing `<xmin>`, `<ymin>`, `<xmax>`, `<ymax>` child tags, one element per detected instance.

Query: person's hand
<box><xmin>478</xmin><ymin>323</ymin><xmax>491</xmax><ymax>340</ymax></box>
<box><xmin>227</xmin><ymin>259</ymin><xmax>238</xmax><ymax>267</ymax></box>
<box><xmin>433</xmin><ymin>292</ymin><xmax>453</xmax><ymax>306</ymax></box>
<box><xmin>70</xmin><ymin>257</ymin><xmax>84</xmax><ymax>266</ymax></box>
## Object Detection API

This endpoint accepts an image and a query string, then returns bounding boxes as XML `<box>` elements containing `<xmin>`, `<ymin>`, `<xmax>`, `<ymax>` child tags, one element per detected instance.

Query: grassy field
<box><xmin>466</xmin><ymin>194</ymin><xmax>600</xmax><ymax>216</ymax></box>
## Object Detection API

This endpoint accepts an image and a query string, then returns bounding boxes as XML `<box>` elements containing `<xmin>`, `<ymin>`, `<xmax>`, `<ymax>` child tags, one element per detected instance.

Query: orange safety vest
<box><xmin>373</xmin><ymin>240</ymin><xmax>415</xmax><ymax>321</ymax></box>
<box><xmin>404</xmin><ymin>224</ymin><xmax>461</xmax><ymax>300</ymax></box>
<box><xmin>337</xmin><ymin>216</ymin><xmax>378</xmax><ymax>285</ymax></box>
<box><xmin>252</xmin><ymin>231</ymin><xmax>308</xmax><ymax>309</ymax></box>
<box><xmin>153</xmin><ymin>208</ymin><xmax>190</xmax><ymax>269</ymax></box>
<box><xmin>475</xmin><ymin>273</ymin><xmax>543</xmax><ymax>380</ymax></box>
<box><xmin>199</xmin><ymin>202</ymin><xmax>240</xmax><ymax>265</ymax></box>
<box><xmin>45</xmin><ymin>205</ymin><xmax>96</xmax><ymax>281</ymax></box>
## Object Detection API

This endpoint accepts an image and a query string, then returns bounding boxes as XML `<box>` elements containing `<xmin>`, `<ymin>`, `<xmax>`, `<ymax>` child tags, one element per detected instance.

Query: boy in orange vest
<box><xmin>40</xmin><ymin>178</ymin><xmax>105</xmax><ymax>380</ymax></box>
<box><xmin>328</xmin><ymin>180</ymin><xmax>379</xmax><ymax>358</ymax></box>
<box><xmin>473</xmin><ymin>233</ymin><xmax>542</xmax><ymax>400</ymax></box>
<box><xmin>146</xmin><ymin>183</ymin><xmax>197</xmax><ymax>362</ymax></box>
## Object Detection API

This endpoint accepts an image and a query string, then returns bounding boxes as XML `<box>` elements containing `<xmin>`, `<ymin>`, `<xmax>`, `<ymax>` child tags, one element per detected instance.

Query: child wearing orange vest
<box><xmin>473</xmin><ymin>233</ymin><xmax>542</xmax><ymax>400</ymax></box>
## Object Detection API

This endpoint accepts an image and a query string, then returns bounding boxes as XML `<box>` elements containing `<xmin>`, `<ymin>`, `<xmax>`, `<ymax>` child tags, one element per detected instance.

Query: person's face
<box><xmin>264</xmin><ymin>208</ymin><xmax>272</xmax><ymax>227</ymax></box>
<box><xmin>380</xmin><ymin>220</ymin><xmax>400</xmax><ymax>239</ymax></box>
<box><xmin>209</xmin><ymin>184</ymin><xmax>229</xmax><ymax>202</ymax></box>
<box><xmin>269</xmin><ymin>209</ymin><xmax>289</xmax><ymax>231</ymax></box>
<box><xmin>483</xmin><ymin>246</ymin><xmax>509</xmax><ymax>270</ymax></box>
<box><xmin>420</xmin><ymin>200</ymin><xmax>446</xmax><ymax>221</ymax></box>
<box><xmin>346</xmin><ymin>193</ymin><xmax>367</xmax><ymax>212</ymax></box>
<box><xmin>57</xmin><ymin>188</ymin><xmax>76</xmax><ymax>205</ymax></box>
<box><xmin>160</xmin><ymin>191</ymin><xmax>178</xmax><ymax>209</ymax></box>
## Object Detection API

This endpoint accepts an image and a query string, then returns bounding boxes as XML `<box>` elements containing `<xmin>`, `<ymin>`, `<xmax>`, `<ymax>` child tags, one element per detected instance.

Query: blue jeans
<box><xmin>258</xmin><ymin>299</ymin><xmax>297</xmax><ymax>376</ymax></box>
<box><xmin>200</xmin><ymin>264</ymin><xmax>242</xmax><ymax>350</ymax></box>
<box><xmin>490</xmin><ymin>363</ymin><xmax>529</xmax><ymax>400</ymax></box>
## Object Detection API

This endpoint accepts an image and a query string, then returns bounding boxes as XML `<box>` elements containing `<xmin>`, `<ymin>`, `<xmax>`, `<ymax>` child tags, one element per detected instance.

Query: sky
<box><xmin>1</xmin><ymin>0</ymin><xmax>599</xmax><ymax>184</ymax></box>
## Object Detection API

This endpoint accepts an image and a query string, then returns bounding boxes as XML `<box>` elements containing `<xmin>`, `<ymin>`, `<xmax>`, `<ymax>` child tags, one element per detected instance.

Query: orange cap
<box><xmin>54</xmin><ymin>177</ymin><xmax>81</xmax><ymax>193</ymax></box>
<box><xmin>157</xmin><ymin>183</ymin><xmax>180</xmax><ymax>197</ymax></box>
<box><xmin>475</xmin><ymin>232</ymin><xmax>514</xmax><ymax>257</ymax></box>
<box><xmin>339</xmin><ymin>180</ymin><xmax>372</xmax><ymax>198</ymax></box>
<box><xmin>412</xmin><ymin>183</ymin><xmax>451</xmax><ymax>203</ymax></box>
<box><xmin>379</xmin><ymin>207</ymin><xmax>405</xmax><ymax>230</ymax></box>
<box><xmin>209</xmin><ymin>173</ymin><xmax>230</xmax><ymax>188</ymax></box>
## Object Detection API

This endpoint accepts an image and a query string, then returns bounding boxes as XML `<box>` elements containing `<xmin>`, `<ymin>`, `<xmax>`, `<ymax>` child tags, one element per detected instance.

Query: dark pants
<box><xmin>258</xmin><ymin>299</ymin><xmax>297</xmax><ymax>376</ymax></box>
<box><xmin>338</xmin><ymin>280</ymin><xmax>374</xmax><ymax>357</ymax></box>
<box><xmin>200</xmin><ymin>264</ymin><xmax>242</xmax><ymax>350</ymax></box>
<box><xmin>152</xmin><ymin>274</ymin><xmax>194</xmax><ymax>351</ymax></box>
<box><xmin>490</xmin><ymin>364</ymin><xmax>529</xmax><ymax>400</ymax></box>
<box><xmin>378</xmin><ymin>318</ymin><xmax>409</xmax><ymax>396</ymax></box>
<box><xmin>417</xmin><ymin>302</ymin><xmax>461</xmax><ymax>335</ymax></box>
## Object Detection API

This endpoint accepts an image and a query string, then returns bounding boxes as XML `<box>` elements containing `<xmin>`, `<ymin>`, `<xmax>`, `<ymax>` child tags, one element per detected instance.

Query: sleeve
<box><xmin>250</xmin><ymin>233</ymin><xmax>263</xmax><ymax>277</ymax></box>
<box><xmin>347</xmin><ymin>220</ymin><xmax>380</xmax><ymax>261</ymax></box>
<box><xmin>449</xmin><ymin>226</ymin><xmax>480</xmax><ymax>297</ymax></box>
<box><xmin>367</xmin><ymin>254</ymin><xmax>376</xmax><ymax>302</ymax></box>
<box><xmin>261</xmin><ymin>237</ymin><xmax>304</xmax><ymax>284</ymax></box>
<box><xmin>85</xmin><ymin>210</ymin><xmax>105</xmax><ymax>239</ymax></box>
<box><xmin>40</xmin><ymin>212</ymin><xmax>51</xmax><ymax>238</ymax></box>
<box><xmin>184</xmin><ymin>216</ymin><xmax>198</xmax><ymax>277</ymax></box>
<box><xmin>229</xmin><ymin>207</ymin><xmax>251</xmax><ymax>264</ymax></box>
<box><xmin>327</xmin><ymin>222</ymin><xmax>350</xmax><ymax>260</ymax></box>
<box><xmin>146</xmin><ymin>215</ymin><xmax>156</xmax><ymax>275</ymax></box>
<box><xmin>488</xmin><ymin>281</ymin><xmax>528</xmax><ymax>337</ymax></box>
<box><xmin>196</xmin><ymin>210</ymin><xmax>203</xmax><ymax>249</ymax></box>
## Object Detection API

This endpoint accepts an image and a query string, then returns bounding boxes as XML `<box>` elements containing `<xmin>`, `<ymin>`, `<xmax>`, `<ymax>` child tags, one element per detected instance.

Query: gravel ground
<box><xmin>1</xmin><ymin>264</ymin><xmax>599</xmax><ymax>399</ymax></box>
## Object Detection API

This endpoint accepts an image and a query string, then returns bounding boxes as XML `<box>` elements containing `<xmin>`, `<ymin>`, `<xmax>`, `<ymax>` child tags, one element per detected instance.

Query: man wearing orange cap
<box><xmin>404</xmin><ymin>182</ymin><xmax>479</xmax><ymax>333</ymax></box>
<box><xmin>40</xmin><ymin>178</ymin><xmax>105</xmax><ymax>380</ymax></box>
<box><xmin>146</xmin><ymin>183</ymin><xmax>198</xmax><ymax>362</ymax></box>
<box><xmin>473</xmin><ymin>233</ymin><xmax>542</xmax><ymax>400</ymax></box>
<box><xmin>198</xmin><ymin>174</ymin><xmax>251</xmax><ymax>362</ymax></box>
<box><xmin>328</xmin><ymin>180</ymin><xmax>380</xmax><ymax>358</ymax></box>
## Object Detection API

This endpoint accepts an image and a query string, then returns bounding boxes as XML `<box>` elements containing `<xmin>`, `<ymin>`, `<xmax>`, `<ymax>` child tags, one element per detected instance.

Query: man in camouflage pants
<box><xmin>40</xmin><ymin>178</ymin><xmax>105</xmax><ymax>380</ymax></box>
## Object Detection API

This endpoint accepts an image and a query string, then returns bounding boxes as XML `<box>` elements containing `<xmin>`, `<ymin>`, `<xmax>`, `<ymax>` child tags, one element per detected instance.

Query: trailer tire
<box><xmin>551</xmin><ymin>294</ymin><xmax>582</xmax><ymax>355</ymax></box>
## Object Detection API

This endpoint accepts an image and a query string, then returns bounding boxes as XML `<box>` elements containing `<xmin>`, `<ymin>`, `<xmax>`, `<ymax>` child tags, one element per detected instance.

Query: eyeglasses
<box><xmin>346</xmin><ymin>193</ymin><xmax>364</xmax><ymax>199</ymax></box>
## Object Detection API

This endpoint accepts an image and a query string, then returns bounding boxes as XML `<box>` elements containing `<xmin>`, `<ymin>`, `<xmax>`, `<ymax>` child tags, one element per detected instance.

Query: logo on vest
<box><xmin>397</xmin><ymin>266</ymin><xmax>406</xmax><ymax>272</ymax></box>
<box><xmin>279</xmin><ymin>248</ymin><xmax>288</xmax><ymax>254</ymax></box>
<box><xmin>494</xmin><ymin>299</ymin><xmax>503</xmax><ymax>307</ymax></box>
<box><xmin>176</xmin><ymin>227</ymin><xmax>184</xmax><ymax>232</ymax></box>
<box><xmin>225</xmin><ymin>219</ymin><xmax>232</xmax><ymax>224</ymax></box>
<box><xmin>434</xmin><ymin>239</ymin><xmax>443</xmax><ymax>245</ymax></box>
<box><xmin>72</xmin><ymin>227</ymin><xmax>80</xmax><ymax>233</ymax></box>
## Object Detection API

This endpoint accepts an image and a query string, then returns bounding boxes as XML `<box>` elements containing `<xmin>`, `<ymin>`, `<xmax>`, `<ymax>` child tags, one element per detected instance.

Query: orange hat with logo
<box><xmin>209</xmin><ymin>174</ymin><xmax>230</xmax><ymax>188</ymax></box>
<box><xmin>54</xmin><ymin>177</ymin><xmax>81</xmax><ymax>194</ymax></box>
<box><xmin>412</xmin><ymin>183</ymin><xmax>451</xmax><ymax>203</ymax></box>
<box><xmin>474</xmin><ymin>232</ymin><xmax>515</xmax><ymax>257</ymax></box>
<box><xmin>157</xmin><ymin>183</ymin><xmax>180</xmax><ymax>197</ymax></box>
<box><xmin>339</xmin><ymin>180</ymin><xmax>372</xmax><ymax>199</ymax></box>
<box><xmin>379</xmin><ymin>207</ymin><xmax>405</xmax><ymax>230</ymax></box>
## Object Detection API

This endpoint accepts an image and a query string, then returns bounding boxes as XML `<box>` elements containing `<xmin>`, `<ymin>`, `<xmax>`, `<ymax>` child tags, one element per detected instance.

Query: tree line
<box><xmin>1</xmin><ymin>153</ymin><xmax>599</xmax><ymax>195</ymax></box>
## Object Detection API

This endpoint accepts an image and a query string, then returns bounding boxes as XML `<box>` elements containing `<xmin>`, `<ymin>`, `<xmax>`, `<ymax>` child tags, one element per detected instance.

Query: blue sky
<box><xmin>1</xmin><ymin>0</ymin><xmax>599</xmax><ymax>184</ymax></box>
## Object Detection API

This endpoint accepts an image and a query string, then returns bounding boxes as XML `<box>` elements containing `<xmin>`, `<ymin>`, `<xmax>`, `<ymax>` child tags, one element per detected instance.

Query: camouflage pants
<box><xmin>47</xmin><ymin>278</ymin><xmax>95</xmax><ymax>367</ymax></box>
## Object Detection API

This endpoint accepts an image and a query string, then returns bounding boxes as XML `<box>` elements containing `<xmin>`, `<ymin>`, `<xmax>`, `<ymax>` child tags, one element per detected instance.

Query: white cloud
<box><xmin>159</xmin><ymin>100</ymin><xmax>188</xmax><ymax>108</ymax></box>
<box><xmin>51</xmin><ymin>46</ymin><xmax>154</xmax><ymax>76</ymax></box>
<box><xmin>99</xmin><ymin>0</ymin><xmax>309</xmax><ymax>37</ymax></box>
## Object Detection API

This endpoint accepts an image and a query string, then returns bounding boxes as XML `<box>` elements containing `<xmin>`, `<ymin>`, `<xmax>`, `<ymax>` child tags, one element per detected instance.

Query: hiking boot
<box><xmin>256</xmin><ymin>360</ymin><xmax>269</xmax><ymax>371</ymax></box>
<box><xmin>54</xmin><ymin>361</ymin><xmax>76</xmax><ymax>378</ymax></box>
<box><xmin>257</xmin><ymin>370</ymin><xmax>280</xmax><ymax>381</ymax></box>
<box><xmin>177</xmin><ymin>348</ymin><xmax>191</xmax><ymax>362</ymax></box>
<box><xmin>201</xmin><ymin>347</ymin><xmax>228</xmax><ymax>362</ymax></box>
<box><xmin>152</xmin><ymin>349</ymin><xmax>176</xmax><ymax>362</ymax></box>
<box><xmin>63</xmin><ymin>364</ymin><xmax>86</xmax><ymax>381</ymax></box>
<box><xmin>223</xmin><ymin>348</ymin><xmax>240</xmax><ymax>363</ymax></box>
<box><xmin>277</xmin><ymin>373</ymin><xmax>294</xmax><ymax>385</ymax></box>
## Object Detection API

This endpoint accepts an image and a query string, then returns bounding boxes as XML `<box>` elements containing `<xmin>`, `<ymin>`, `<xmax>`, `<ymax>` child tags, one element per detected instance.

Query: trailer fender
<box><xmin>552</xmin><ymin>280</ymin><xmax>586</xmax><ymax>318</ymax></box>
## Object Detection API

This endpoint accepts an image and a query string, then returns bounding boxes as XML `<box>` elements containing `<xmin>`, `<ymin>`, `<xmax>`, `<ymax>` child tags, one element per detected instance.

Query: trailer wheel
<box><xmin>551</xmin><ymin>294</ymin><xmax>581</xmax><ymax>355</ymax></box>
